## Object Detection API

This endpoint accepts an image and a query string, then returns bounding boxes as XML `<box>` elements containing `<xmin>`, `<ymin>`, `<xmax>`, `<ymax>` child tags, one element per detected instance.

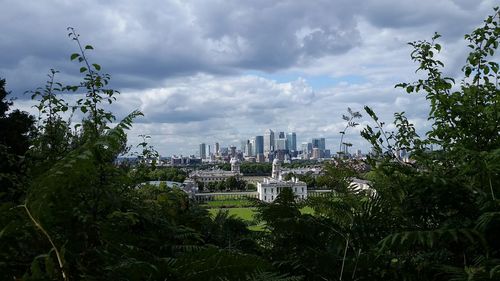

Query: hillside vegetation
<box><xmin>1</xmin><ymin>8</ymin><xmax>499</xmax><ymax>281</ymax></box>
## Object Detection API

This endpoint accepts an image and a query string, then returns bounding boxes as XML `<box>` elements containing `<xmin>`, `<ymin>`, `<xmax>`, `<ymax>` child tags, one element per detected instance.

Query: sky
<box><xmin>1</xmin><ymin>0</ymin><xmax>497</xmax><ymax>156</ymax></box>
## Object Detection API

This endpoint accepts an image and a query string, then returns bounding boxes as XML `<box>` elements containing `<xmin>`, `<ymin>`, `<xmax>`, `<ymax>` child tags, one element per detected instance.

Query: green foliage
<box><xmin>338</xmin><ymin>107</ymin><xmax>362</xmax><ymax>158</ymax></box>
<box><xmin>2</xmin><ymin>8</ymin><xmax>500</xmax><ymax>281</ymax></box>
<box><xmin>147</xmin><ymin>167</ymin><xmax>188</xmax><ymax>182</ymax></box>
<box><xmin>0</xmin><ymin>78</ymin><xmax>35</xmax><ymax>203</ymax></box>
<box><xmin>219</xmin><ymin>162</ymin><xmax>272</xmax><ymax>175</ymax></box>
<box><xmin>357</xmin><ymin>7</ymin><xmax>500</xmax><ymax>280</ymax></box>
<box><xmin>204</xmin><ymin>176</ymin><xmax>248</xmax><ymax>192</ymax></box>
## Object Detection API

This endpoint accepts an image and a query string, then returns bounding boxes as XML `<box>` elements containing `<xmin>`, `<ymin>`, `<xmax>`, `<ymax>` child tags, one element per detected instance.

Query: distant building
<box><xmin>275</xmin><ymin>138</ymin><xmax>287</xmax><ymax>151</ymax></box>
<box><xmin>254</xmin><ymin>136</ymin><xmax>264</xmax><ymax>155</ymax></box>
<box><xmin>256</xmin><ymin>153</ymin><xmax>265</xmax><ymax>163</ymax></box>
<box><xmin>190</xmin><ymin>157</ymin><xmax>241</xmax><ymax>188</ymax></box>
<box><xmin>229</xmin><ymin>146</ymin><xmax>237</xmax><ymax>157</ymax></box>
<box><xmin>257</xmin><ymin>158</ymin><xmax>307</xmax><ymax>202</ymax></box>
<box><xmin>170</xmin><ymin>155</ymin><xmax>202</xmax><ymax>166</ymax></box>
<box><xmin>286</xmin><ymin>132</ymin><xmax>297</xmax><ymax>151</ymax></box>
<box><xmin>312</xmin><ymin>138</ymin><xmax>326</xmax><ymax>151</ymax></box>
<box><xmin>215</xmin><ymin>142</ymin><xmax>220</xmax><ymax>156</ymax></box>
<box><xmin>244</xmin><ymin>140</ymin><xmax>253</xmax><ymax>157</ymax></box>
<box><xmin>312</xmin><ymin>147</ymin><xmax>321</xmax><ymax>159</ymax></box>
<box><xmin>301</xmin><ymin>142</ymin><xmax>312</xmax><ymax>159</ymax></box>
<box><xmin>324</xmin><ymin>149</ymin><xmax>331</xmax><ymax>158</ymax></box>
<box><xmin>264</xmin><ymin>129</ymin><xmax>275</xmax><ymax>154</ymax></box>
<box><xmin>199</xmin><ymin>143</ymin><xmax>207</xmax><ymax>159</ymax></box>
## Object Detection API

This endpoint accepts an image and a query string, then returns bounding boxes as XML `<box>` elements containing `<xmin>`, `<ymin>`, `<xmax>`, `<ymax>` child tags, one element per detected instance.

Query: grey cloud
<box><xmin>1</xmin><ymin>0</ymin><xmax>364</xmax><ymax>94</ymax></box>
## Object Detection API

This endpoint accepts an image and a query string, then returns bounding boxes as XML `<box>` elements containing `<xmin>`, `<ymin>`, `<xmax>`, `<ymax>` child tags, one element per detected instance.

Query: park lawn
<box><xmin>203</xmin><ymin>199</ymin><xmax>253</xmax><ymax>208</ymax></box>
<box><xmin>301</xmin><ymin>206</ymin><xmax>314</xmax><ymax>215</ymax></box>
<box><xmin>208</xmin><ymin>207</ymin><xmax>256</xmax><ymax>221</ymax></box>
<box><xmin>209</xmin><ymin>207</ymin><xmax>266</xmax><ymax>231</ymax></box>
<box><xmin>208</xmin><ymin>206</ymin><xmax>314</xmax><ymax>232</ymax></box>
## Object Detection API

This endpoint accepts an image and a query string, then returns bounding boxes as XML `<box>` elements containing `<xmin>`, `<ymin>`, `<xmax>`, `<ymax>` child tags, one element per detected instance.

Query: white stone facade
<box><xmin>256</xmin><ymin>158</ymin><xmax>307</xmax><ymax>202</ymax></box>
<box><xmin>257</xmin><ymin>177</ymin><xmax>307</xmax><ymax>202</ymax></box>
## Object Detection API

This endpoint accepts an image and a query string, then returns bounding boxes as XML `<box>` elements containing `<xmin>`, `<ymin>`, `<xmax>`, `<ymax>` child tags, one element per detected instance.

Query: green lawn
<box><xmin>208</xmin><ymin>207</ymin><xmax>256</xmax><ymax>221</ymax></box>
<box><xmin>208</xmin><ymin>206</ymin><xmax>315</xmax><ymax>232</ymax></box>
<box><xmin>203</xmin><ymin>199</ymin><xmax>253</xmax><ymax>208</ymax></box>
<box><xmin>208</xmin><ymin>207</ymin><xmax>265</xmax><ymax>231</ymax></box>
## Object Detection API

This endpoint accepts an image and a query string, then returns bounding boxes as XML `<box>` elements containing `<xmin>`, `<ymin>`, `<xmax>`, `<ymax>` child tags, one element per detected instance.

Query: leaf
<box><xmin>85</xmin><ymin>45</ymin><xmax>94</xmax><ymax>50</ymax></box>
<box><xmin>92</xmin><ymin>63</ymin><xmax>101</xmax><ymax>71</ymax></box>
<box><xmin>70</xmin><ymin>53</ymin><xmax>79</xmax><ymax>60</ymax></box>
<box><xmin>80</xmin><ymin>67</ymin><xmax>87</xmax><ymax>73</ymax></box>
<box><xmin>465</xmin><ymin>67</ymin><xmax>472</xmax><ymax>77</ymax></box>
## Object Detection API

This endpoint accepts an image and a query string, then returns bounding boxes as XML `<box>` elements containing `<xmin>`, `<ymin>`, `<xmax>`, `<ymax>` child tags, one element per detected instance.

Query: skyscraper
<box><xmin>301</xmin><ymin>142</ymin><xmax>312</xmax><ymax>158</ymax></box>
<box><xmin>286</xmin><ymin>132</ymin><xmax>297</xmax><ymax>151</ymax></box>
<box><xmin>264</xmin><ymin>129</ymin><xmax>275</xmax><ymax>153</ymax></box>
<box><xmin>275</xmin><ymin>138</ymin><xmax>286</xmax><ymax>150</ymax></box>
<box><xmin>244</xmin><ymin>140</ymin><xmax>253</xmax><ymax>157</ymax></box>
<box><xmin>254</xmin><ymin>136</ymin><xmax>264</xmax><ymax>155</ymax></box>
<box><xmin>199</xmin><ymin>143</ymin><xmax>206</xmax><ymax>159</ymax></box>
<box><xmin>312</xmin><ymin>138</ymin><xmax>326</xmax><ymax>151</ymax></box>
<box><xmin>250</xmin><ymin>138</ymin><xmax>256</xmax><ymax>156</ymax></box>
<box><xmin>319</xmin><ymin>138</ymin><xmax>326</xmax><ymax>151</ymax></box>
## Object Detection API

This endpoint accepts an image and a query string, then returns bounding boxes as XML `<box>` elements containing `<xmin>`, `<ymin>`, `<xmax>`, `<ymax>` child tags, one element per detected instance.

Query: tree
<box><xmin>359</xmin><ymin>7</ymin><xmax>500</xmax><ymax>280</ymax></box>
<box><xmin>0</xmin><ymin>78</ymin><xmax>35</xmax><ymax>203</ymax></box>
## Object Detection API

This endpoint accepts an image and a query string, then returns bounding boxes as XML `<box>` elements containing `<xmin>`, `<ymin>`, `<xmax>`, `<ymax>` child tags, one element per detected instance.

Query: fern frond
<box><xmin>378</xmin><ymin>228</ymin><xmax>484</xmax><ymax>251</ymax></box>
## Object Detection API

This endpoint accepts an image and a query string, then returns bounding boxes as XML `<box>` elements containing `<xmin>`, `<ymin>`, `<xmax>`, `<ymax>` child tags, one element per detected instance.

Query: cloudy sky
<box><xmin>1</xmin><ymin>0</ymin><xmax>497</xmax><ymax>156</ymax></box>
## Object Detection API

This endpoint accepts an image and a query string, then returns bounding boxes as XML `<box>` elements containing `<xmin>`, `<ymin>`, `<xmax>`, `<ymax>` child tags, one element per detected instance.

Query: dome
<box><xmin>230</xmin><ymin>157</ymin><xmax>240</xmax><ymax>164</ymax></box>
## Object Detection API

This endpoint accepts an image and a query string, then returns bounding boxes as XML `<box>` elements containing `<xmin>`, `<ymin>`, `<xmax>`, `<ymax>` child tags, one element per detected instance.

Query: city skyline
<box><xmin>193</xmin><ymin>130</ymin><xmax>335</xmax><ymax>159</ymax></box>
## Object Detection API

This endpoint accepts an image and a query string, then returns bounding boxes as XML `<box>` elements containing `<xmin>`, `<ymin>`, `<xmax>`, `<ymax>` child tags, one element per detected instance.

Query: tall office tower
<box><xmin>312</xmin><ymin>138</ymin><xmax>320</xmax><ymax>149</ymax></box>
<box><xmin>264</xmin><ymin>129</ymin><xmax>275</xmax><ymax>153</ymax></box>
<box><xmin>301</xmin><ymin>142</ymin><xmax>309</xmax><ymax>155</ymax></box>
<box><xmin>215</xmin><ymin>142</ymin><xmax>220</xmax><ymax>155</ymax></box>
<box><xmin>286</xmin><ymin>132</ymin><xmax>297</xmax><ymax>151</ymax></box>
<box><xmin>254</xmin><ymin>136</ymin><xmax>264</xmax><ymax>155</ymax></box>
<box><xmin>312</xmin><ymin>138</ymin><xmax>326</xmax><ymax>151</ymax></box>
<box><xmin>275</xmin><ymin>138</ymin><xmax>286</xmax><ymax>150</ymax></box>
<box><xmin>199</xmin><ymin>143</ymin><xmax>206</xmax><ymax>159</ymax></box>
<box><xmin>250</xmin><ymin>138</ymin><xmax>256</xmax><ymax>156</ymax></box>
<box><xmin>244</xmin><ymin>140</ymin><xmax>253</xmax><ymax>157</ymax></box>
<box><xmin>319</xmin><ymin>138</ymin><xmax>326</xmax><ymax>151</ymax></box>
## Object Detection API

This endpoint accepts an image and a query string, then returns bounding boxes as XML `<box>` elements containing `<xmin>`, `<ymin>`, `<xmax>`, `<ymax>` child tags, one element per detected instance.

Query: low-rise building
<box><xmin>257</xmin><ymin>158</ymin><xmax>307</xmax><ymax>202</ymax></box>
<box><xmin>189</xmin><ymin>157</ymin><xmax>241</xmax><ymax>188</ymax></box>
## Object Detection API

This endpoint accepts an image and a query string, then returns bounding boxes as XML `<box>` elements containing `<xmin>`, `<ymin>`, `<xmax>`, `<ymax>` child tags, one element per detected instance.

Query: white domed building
<box><xmin>257</xmin><ymin>158</ymin><xmax>307</xmax><ymax>202</ymax></box>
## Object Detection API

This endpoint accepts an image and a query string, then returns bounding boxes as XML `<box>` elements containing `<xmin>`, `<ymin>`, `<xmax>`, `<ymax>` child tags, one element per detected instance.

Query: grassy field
<box><xmin>208</xmin><ymin>207</ymin><xmax>256</xmax><ymax>221</ymax></box>
<box><xmin>208</xmin><ymin>207</ymin><xmax>264</xmax><ymax>231</ymax></box>
<box><xmin>208</xmin><ymin>205</ymin><xmax>315</xmax><ymax>231</ymax></box>
<box><xmin>203</xmin><ymin>199</ymin><xmax>253</xmax><ymax>208</ymax></box>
